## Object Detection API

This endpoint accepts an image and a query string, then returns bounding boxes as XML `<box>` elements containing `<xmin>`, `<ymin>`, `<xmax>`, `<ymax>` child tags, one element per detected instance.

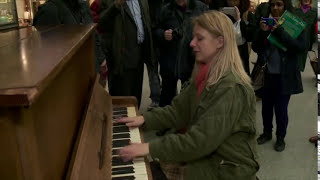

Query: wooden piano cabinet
<box><xmin>0</xmin><ymin>25</ymin><xmax>96</xmax><ymax>180</ymax></box>
<box><xmin>67</xmin><ymin>75</ymin><xmax>113</xmax><ymax>180</ymax></box>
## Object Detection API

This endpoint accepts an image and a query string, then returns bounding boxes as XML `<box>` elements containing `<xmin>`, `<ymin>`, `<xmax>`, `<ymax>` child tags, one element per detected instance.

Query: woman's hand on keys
<box><xmin>118</xmin><ymin>143</ymin><xmax>149</xmax><ymax>162</ymax></box>
<box><xmin>115</xmin><ymin>115</ymin><xmax>145</xmax><ymax>128</ymax></box>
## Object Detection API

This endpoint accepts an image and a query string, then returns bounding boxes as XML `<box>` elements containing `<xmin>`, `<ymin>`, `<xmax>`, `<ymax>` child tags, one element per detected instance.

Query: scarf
<box><xmin>301</xmin><ymin>4</ymin><xmax>311</xmax><ymax>13</ymax></box>
<box><xmin>195</xmin><ymin>63</ymin><xmax>211</xmax><ymax>98</ymax></box>
<box><xmin>176</xmin><ymin>62</ymin><xmax>210</xmax><ymax>135</ymax></box>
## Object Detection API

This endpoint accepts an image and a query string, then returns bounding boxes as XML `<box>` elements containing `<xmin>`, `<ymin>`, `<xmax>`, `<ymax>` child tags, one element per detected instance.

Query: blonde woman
<box><xmin>116</xmin><ymin>11</ymin><xmax>259</xmax><ymax>180</ymax></box>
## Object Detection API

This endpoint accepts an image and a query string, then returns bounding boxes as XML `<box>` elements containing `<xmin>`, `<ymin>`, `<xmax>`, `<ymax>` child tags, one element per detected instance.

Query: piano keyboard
<box><xmin>111</xmin><ymin>107</ymin><xmax>148</xmax><ymax>180</ymax></box>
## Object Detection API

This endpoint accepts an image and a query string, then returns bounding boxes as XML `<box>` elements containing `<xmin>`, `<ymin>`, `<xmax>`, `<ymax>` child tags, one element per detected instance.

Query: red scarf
<box><xmin>176</xmin><ymin>63</ymin><xmax>210</xmax><ymax>134</ymax></box>
<box><xmin>195</xmin><ymin>63</ymin><xmax>210</xmax><ymax>98</ymax></box>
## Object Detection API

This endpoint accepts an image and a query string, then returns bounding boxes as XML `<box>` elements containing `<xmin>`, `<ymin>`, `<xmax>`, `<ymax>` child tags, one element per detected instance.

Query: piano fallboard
<box><xmin>67</xmin><ymin>76</ymin><xmax>152</xmax><ymax>180</ymax></box>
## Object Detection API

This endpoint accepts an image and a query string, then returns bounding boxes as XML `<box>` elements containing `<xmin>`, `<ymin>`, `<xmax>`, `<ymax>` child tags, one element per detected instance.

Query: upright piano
<box><xmin>0</xmin><ymin>25</ymin><xmax>152</xmax><ymax>180</ymax></box>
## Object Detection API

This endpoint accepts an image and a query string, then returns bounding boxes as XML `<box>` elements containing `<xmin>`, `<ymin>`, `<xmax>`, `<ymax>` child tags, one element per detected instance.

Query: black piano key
<box><xmin>113</xmin><ymin>111</ymin><xmax>128</xmax><ymax>115</ymax></box>
<box><xmin>112</xmin><ymin>166</ymin><xmax>134</xmax><ymax>172</ymax></box>
<box><xmin>112</xmin><ymin>157</ymin><xmax>133</xmax><ymax>166</ymax></box>
<box><xmin>112</xmin><ymin>156</ymin><xmax>126</xmax><ymax>162</ymax></box>
<box><xmin>112</xmin><ymin>176</ymin><xmax>135</xmax><ymax>180</ymax></box>
<box><xmin>113</xmin><ymin>133</ymin><xmax>130</xmax><ymax>139</ymax></box>
<box><xmin>113</xmin><ymin>107</ymin><xmax>127</xmax><ymax>112</ymax></box>
<box><xmin>113</xmin><ymin>114</ymin><xmax>128</xmax><ymax>119</ymax></box>
<box><xmin>113</xmin><ymin>123</ymin><xmax>126</xmax><ymax>127</ymax></box>
<box><xmin>113</xmin><ymin>126</ymin><xmax>129</xmax><ymax>133</ymax></box>
<box><xmin>112</xmin><ymin>167</ymin><xmax>134</xmax><ymax>175</ymax></box>
<box><xmin>113</xmin><ymin>139</ymin><xmax>130</xmax><ymax>148</ymax></box>
<box><xmin>112</xmin><ymin>170</ymin><xmax>135</xmax><ymax>175</ymax></box>
<box><xmin>112</xmin><ymin>149</ymin><xmax>118</xmax><ymax>155</ymax></box>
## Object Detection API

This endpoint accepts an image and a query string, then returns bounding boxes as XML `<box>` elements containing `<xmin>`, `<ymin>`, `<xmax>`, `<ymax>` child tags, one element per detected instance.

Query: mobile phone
<box><xmin>221</xmin><ymin>7</ymin><xmax>236</xmax><ymax>16</ymax></box>
<box><xmin>261</xmin><ymin>18</ymin><xmax>275</xmax><ymax>26</ymax></box>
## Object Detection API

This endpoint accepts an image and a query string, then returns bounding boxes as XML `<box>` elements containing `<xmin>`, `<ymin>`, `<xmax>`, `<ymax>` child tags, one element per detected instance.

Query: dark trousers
<box><xmin>159</xmin><ymin>71</ymin><xmax>188</xmax><ymax>107</ymax></box>
<box><xmin>108</xmin><ymin>63</ymin><xmax>144</xmax><ymax>108</ymax></box>
<box><xmin>262</xmin><ymin>74</ymin><xmax>291</xmax><ymax>138</ymax></box>
<box><xmin>147</xmin><ymin>63</ymin><xmax>161</xmax><ymax>103</ymax></box>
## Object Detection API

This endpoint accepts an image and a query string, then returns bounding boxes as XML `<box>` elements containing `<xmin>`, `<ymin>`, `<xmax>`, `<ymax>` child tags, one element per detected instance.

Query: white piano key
<box><xmin>111</xmin><ymin>106</ymin><xmax>148</xmax><ymax>180</ymax></box>
<box><xmin>111</xmin><ymin>158</ymin><xmax>148</xmax><ymax>180</ymax></box>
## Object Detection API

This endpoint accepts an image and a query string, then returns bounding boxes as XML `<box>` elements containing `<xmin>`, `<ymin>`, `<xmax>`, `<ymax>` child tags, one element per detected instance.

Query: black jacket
<box><xmin>33</xmin><ymin>0</ymin><xmax>105</xmax><ymax>72</ymax></box>
<box><xmin>153</xmin><ymin>0</ymin><xmax>207</xmax><ymax>79</ymax></box>
<box><xmin>252</xmin><ymin>14</ymin><xmax>307</xmax><ymax>95</ymax></box>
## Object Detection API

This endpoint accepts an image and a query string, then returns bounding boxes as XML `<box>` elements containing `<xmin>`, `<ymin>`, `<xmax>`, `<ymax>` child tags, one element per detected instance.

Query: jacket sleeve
<box><xmin>33</xmin><ymin>2</ymin><xmax>61</xmax><ymax>25</ymax></box>
<box><xmin>149</xmin><ymin>85</ymin><xmax>246</xmax><ymax>162</ymax></box>
<box><xmin>240</xmin><ymin>12</ymin><xmax>257</xmax><ymax>42</ymax></box>
<box><xmin>252</xmin><ymin>28</ymin><xmax>270</xmax><ymax>54</ymax></box>
<box><xmin>143</xmin><ymin>83</ymin><xmax>193</xmax><ymax>131</ymax></box>
<box><xmin>153</xmin><ymin>6</ymin><xmax>166</xmax><ymax>42</ymax></box>
<box><xmin>272</xmin><ymin>27</ymin><xmax>308</xmax><ymax>53</ymax></box>
<box><xmin>98</xmin><ymin>0</ymin><xmax>120</xmax><ymax>31</ymax></box>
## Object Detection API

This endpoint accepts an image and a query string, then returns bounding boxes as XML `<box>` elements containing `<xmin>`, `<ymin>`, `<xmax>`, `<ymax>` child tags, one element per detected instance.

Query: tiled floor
<box><xmin>135</xmin><ymin>46</ymin><xmax>318</xmax><ymax>179</ymax></box>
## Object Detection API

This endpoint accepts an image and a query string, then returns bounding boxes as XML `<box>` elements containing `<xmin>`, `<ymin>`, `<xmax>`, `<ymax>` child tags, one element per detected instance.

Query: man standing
<box><xmin>154</xmin><ymin>0</ymin><xmax>207</xmax><ymax>107</ymax></box>
<box><xmin>99</xmin><ymin>0</ymin><xmax>156</xmax><ymax>107</ymax></box>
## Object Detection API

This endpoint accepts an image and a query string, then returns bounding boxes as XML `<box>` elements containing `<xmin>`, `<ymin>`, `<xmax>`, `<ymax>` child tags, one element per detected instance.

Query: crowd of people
<box><xmin>32</xmin><ymin>0</ymin><xmax>317</xmax><ymax>179</ymax></box>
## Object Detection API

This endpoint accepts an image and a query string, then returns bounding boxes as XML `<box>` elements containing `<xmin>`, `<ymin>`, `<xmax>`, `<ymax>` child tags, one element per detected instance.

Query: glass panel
<box><xmin>0</xmin><ymin>0</ymin><xmax>18</xmax><ymax>26</ymax></box>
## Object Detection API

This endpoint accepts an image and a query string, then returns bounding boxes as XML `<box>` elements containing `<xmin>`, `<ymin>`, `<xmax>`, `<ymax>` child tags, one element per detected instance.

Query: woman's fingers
<box><xmin>115</xmin><ymin>116</ymin><xmax>144</xmax><ymax>127</ymax></box>
<box><xmin>118</xmin><ymin>145</ymin><xmax>134</xmax><ymax>162</ymax></box>
<box><xmin>115</xmin><ymin>117</ymin><xmax>133</xmax><ymax>123</ymax></box>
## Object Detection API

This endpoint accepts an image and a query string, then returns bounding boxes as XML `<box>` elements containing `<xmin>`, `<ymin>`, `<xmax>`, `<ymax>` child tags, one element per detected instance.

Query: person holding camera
<box><xmin>153</xmin><ymin>0</ymin><xmax>207</xmax><ymax>108</ymax></box>
<box><xmin>222</xmin><ymin>0</ymin><xmax>256</xmax><ymax>76</ymax></box>
<box><xmin>252</xmin><ymin>0</ymin><xmax>307</xmax><ymax>152</ymax></box>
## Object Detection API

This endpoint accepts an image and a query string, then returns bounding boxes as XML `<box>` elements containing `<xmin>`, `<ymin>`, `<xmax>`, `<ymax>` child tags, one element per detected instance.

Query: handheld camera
<box><xmin>261</xmin><ymin>18</ymin><xmax>275</xmax><ymax>26</ymax></box>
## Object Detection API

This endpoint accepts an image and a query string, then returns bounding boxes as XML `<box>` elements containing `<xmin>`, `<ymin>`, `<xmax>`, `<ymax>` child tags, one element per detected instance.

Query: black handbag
<box><xmin>251</xmin><ymin>61</ymin><xmax>268</xmax><ymax>91</ymax></box>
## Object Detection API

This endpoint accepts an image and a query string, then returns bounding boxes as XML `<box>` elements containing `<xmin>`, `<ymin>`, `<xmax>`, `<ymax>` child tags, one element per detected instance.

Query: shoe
<box><xmin>147</xmin><ymin>101</ymin><xmax>159</xmax><ymax>111</ymax></box>
<box><xmin>309</xmin><ymin>136</ymin><xmax>318</xmax><ymax>143</ymax></box>
<box><xmin>257</xmin><ymin>133</ymin><xmax>272</xmax><ymax>145</ymax></box>
<box><xmin>274</xmin><ymin>136</ymin><xmax>286</xmax><ymax>152</ymax></box>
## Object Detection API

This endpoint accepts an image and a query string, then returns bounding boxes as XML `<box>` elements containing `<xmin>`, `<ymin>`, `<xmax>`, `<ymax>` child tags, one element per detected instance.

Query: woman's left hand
<box><xmin>271</xmin><ymin>18</ymin><xmax>280</xmax><ymax>32</ymax></box>
<box><xmin>118</xmin><ymin>143</ymin><xmax>150</xmax><ymax>162</ymax></box>
<box><xmin>234</xmin><ymin>6</ymin><xmax>241</xmax><ymax>21</ymax></box>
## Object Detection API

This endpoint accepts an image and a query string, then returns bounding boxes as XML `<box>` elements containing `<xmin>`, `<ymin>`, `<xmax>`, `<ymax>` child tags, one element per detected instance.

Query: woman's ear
<box><xmin>217</xmin><ymin>36</ymin><xmax>224</xmax><ymax>49</ymax></box>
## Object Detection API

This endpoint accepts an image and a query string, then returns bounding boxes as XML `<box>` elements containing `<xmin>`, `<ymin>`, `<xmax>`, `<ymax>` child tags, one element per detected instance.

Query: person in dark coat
<box><xmin>222</xmin><ymin>0</ymin><xmax>256</xmax><ymax>76</ymax></box>
<box><xmin>98</xmin><ymin>0</ymin><xmax>156</xmax><ymax>107</ymax></box>
<box><xmin>33</xmin><ymin>0</ymin><xmax>105</xmax><ymax>81</ymax></box>
<box><xmin>200</xmin><ymin>0</ymin><xmax>223</xmax><ymax>10</ymax></box>
<box><xmin>252</xmin><ymin>0</ymin><xmax>307</xmax><ymax>152</ymax></box>
<box><xmin>292</xmin><ymin>0</ymin><xmax>317</xmax><ymax>71</ymax></box>
<box><xmin>154</xmin><ymin>0</ymin><xmax>207</xmax><ymax>107</ymax></box>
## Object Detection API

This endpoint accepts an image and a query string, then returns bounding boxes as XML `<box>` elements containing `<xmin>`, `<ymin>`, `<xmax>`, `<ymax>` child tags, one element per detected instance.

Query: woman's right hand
<box><xmin>259</xmin><ymin>20</ymin><xmax>269</xmax><ymax>31</ymax></box>
<box><xmin>164</xmin><ymin>29</ymin><xmax>173</xmax><ymax>41</ymax></box>
<box><xmin>115</xmin><ymin>115</ymin><xmax>145</xmax><ymax>128</ymax></box>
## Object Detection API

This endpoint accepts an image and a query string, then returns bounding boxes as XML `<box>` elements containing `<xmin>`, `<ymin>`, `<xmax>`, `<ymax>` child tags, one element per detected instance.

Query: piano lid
<box><xmin>0</xmin><ymin>24</ymin><xmax>96</xmax><ymax>106</ymax></box>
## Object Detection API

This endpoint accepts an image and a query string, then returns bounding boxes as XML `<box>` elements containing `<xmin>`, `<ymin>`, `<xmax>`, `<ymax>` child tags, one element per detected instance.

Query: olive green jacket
<box><xmin>144</xmin><ymin>71</ymin><xmax>259</xmax><ymax>180</ymax></box>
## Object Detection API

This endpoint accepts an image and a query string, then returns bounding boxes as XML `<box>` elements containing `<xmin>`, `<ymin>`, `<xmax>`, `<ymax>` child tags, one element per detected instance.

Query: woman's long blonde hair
<box><xmin>191</xmin><ymin>10</ymin><xmax>251</xmax><ymax>88</ymax></box>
